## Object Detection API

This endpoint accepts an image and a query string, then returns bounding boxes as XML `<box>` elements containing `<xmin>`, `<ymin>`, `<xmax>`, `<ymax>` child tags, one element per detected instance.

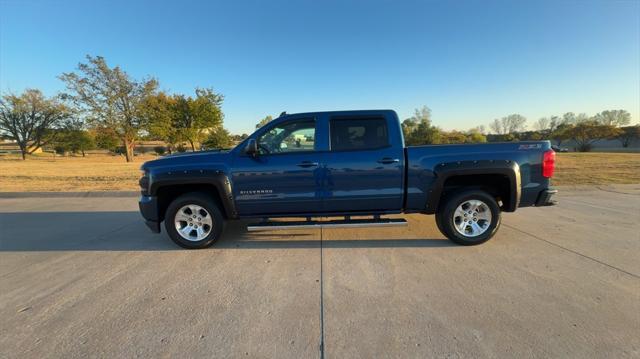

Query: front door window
<box><xmin>257</xmin><ymin>119</ymin><xmax>315</xmax><ymax>155</ymax></box>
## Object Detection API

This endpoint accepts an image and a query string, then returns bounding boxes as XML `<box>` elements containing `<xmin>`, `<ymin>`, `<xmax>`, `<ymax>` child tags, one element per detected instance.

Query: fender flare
<box><xmin>149</xmin><ymin>169</ymin><xmax>237</xmax><ymax>219</ymax></box>
<box><xmin>424</xmin><ymin>160</ymin><xmax>521</xmax><ymax>214</ymax></box>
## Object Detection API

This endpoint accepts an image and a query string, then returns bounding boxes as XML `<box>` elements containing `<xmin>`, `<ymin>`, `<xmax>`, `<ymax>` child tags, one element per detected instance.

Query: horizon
<box><xmin>1</xmin><ymin>0</ymin><xmax>639</xmax><ymax>135</ymax></box>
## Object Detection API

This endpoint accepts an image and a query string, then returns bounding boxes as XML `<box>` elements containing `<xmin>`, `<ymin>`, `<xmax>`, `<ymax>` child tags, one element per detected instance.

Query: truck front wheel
<box><xmin>164</xmin><ymin>193</ymin><xmax>224</xmax><ymax>249</ymax></box>
<box><xmin>436</xmin><ymin>189</ymin><xmax>501</xmax><ymax>245</ymax></box>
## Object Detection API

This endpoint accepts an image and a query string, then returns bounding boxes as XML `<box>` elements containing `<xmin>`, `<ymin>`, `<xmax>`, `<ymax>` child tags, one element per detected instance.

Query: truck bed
<box><xmin>404</xmin><ymin>141</ymin><xmax>552</xmax><ymax>212</ymax></box>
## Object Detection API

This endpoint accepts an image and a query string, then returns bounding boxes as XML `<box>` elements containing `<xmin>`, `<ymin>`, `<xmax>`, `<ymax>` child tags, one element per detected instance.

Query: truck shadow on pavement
<box><xmin>0</xmin><ymin>211</ymin><xmax>454</xmax><ymax>251</ymax></box>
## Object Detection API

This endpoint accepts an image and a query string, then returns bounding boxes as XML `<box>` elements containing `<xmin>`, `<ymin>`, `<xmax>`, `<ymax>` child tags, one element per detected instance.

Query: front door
<box><xmin>231</xmin><ymin>118</ymin><xmax>323</xmax><ymax>216</ymax></box>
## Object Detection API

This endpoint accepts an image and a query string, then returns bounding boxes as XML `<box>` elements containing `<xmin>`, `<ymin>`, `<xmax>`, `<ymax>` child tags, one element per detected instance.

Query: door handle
<box><xmin>296</xmin><ymin>161</ymin><xmax>319</xmax><ymax>167</ymax></box>
<box><xmin>377</xmin><ymin>158</ymin><xmax>400</xmax><ymax>164</ymax></box>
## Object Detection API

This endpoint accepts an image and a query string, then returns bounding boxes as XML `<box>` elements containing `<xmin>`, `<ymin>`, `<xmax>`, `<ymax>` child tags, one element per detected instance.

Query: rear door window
<box><xmin>330</xmin><ymin>117</ymin><xmax>389</xmax><ymax>151</ymax></box>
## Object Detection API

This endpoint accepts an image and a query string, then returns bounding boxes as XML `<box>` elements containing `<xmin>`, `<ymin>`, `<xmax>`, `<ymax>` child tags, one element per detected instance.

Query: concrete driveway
<box><xmin>1</xmin><ymin>186</ymin><xmax>639</xmax><ymax>358</ymax></box>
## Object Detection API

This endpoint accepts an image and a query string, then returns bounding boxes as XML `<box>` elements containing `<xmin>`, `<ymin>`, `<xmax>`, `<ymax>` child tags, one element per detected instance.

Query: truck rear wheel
<box><xmin>164</xmin><ymin>192</ymin><xmax>224</xmax><ymax>249</ymax></box>
<box><xmin>435</xmin><ymin>189</ymin><xmax>501</xmax><ymax>245</ymax></box>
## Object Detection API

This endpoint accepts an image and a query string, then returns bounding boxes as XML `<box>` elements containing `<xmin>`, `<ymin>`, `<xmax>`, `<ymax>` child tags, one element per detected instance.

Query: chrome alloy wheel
<box><xmin>174</xmin><ymin>204</ymin><xmax>213</xmax><ymax>241</ymax></box>
<box><xmin>452</xmin><ymin>199</ymin><xmax>492</xmax><ymax>237</ymax></box>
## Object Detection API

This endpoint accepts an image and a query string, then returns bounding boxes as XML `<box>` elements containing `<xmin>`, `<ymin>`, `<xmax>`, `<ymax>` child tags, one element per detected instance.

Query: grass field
<box><xmin>1</xmin><ymin>152</ymin><xmax>639</xmax><ymax>192</ymax></box>
<box><xmin>551</xmin><ymin>152</ymin><xmax>640</xmax><ymax>186</ymax></box>
<box><xmin>0</xmin><ymin>153</ymin><xmax>155</xmax><ymax>192</ymax></box>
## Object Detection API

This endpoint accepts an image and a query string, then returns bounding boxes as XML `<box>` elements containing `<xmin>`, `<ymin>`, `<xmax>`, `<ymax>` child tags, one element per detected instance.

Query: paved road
<box><xmin>1</xmin><ymin>186</ymin><xmax>639</xmax><ymax>358</ymax></box>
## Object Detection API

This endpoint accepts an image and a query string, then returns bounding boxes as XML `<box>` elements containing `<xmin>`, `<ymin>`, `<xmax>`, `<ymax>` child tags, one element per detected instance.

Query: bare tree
<box><xmin>0</xmin><ymin>89</ymin><xmax>70</xmax><ymax>159</ymax></box>
<box><xmin>469</xmin><ymin>125</ymin><xmax>486</xmax><ymax>134</ymax></box>
<box><xmin>594</xmin><ymin>110</ymin><xmax>631</xmax><ymax>127</ymax></box>
<box><xmin>575</xmin><ymin>113</ymin><xmax>590</xmax><ymax>123</ymax></box>
<box><xmin>562</xmin><ymin>112</ymin><xmax>576</xmax><ymax>124</ymax></box>
<box><xmin>504</xmin><ymin>114</ymin><xmax>527</xmax><ymax>133</ymax></box>
<box><xmin>60</xmin><ymin>55</ymin><xmax>158</xmax><ymax>162</ymax></box>
<box><xmin>533</xmin><ymin>117</ymin><xmax>550</xmax><ymax>132</ymax></box>
<box><xmin>548</xmin><ymin>115</ymin><xmax>562</xmax><ymax>132</ymax></box>
<box><xmin>410</xmin><ymin>106</ymin><xmax>432</xmax><ymax>124</ymax></box>
<box><xmin>489</xmin><ymin>114</ymin><xmax>527</xmax><ymax>134</ymax></box>
<box><xmin>489</xmin><ymin>119</ymin><xmax>502</xmax><ymax>134</ymax></box>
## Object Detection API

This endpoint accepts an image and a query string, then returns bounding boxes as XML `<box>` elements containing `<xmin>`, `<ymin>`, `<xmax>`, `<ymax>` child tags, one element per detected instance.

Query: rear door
<box><xmin>231</xmin><ymin>118</ymin><xmax>324</xmax><ymax>215</ymax></box>
<box><xmin>320</xmin><ymin>115</ymin><xmax>404</xmax><ymax>212</ymax></box>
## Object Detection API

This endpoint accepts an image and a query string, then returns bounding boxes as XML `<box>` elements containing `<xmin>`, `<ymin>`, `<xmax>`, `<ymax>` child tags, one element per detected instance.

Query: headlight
<box><xmin>139</xmin><ymin>169</ymin><xmax>150</xmax><ymax>195</ymax></box>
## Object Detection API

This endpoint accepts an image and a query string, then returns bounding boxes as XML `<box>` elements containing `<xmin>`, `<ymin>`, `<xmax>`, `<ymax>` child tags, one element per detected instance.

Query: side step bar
<box><xmin>247</xmin><ymin>218</ymin><xmax>408</xmax><ymax>232</ymax></box>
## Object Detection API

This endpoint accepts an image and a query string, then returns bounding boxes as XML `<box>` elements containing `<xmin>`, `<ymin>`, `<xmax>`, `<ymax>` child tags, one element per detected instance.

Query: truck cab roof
<box><xmin>276</xmin><ymin>109</ymin><xmax>398</xmax><ymax>120</ymax></box>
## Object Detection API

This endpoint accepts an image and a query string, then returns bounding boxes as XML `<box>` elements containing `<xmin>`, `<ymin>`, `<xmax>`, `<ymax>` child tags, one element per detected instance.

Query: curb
<box><xmin>0</xmin><ymin>191</ymin><xmax>139</xmax><ymax>198</ymax></box>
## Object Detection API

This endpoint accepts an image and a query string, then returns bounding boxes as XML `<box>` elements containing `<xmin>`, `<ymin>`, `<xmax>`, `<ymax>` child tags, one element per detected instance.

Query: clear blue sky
<box><xmin>1</xmin><ymin>0</ymin><xmax>639</xmax><ymax>134</ymax></box>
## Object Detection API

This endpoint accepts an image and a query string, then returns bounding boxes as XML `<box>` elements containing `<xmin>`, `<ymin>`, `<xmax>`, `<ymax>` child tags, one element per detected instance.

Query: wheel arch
<box><xmin>150</xmin><ymin>172</ymin><xmax>237</xmax><ymax>221</ymax></box>
<box><xmin>424</xmin><ymin>160</ymin><xmax>521</xmax><ymax>214</ymax></box>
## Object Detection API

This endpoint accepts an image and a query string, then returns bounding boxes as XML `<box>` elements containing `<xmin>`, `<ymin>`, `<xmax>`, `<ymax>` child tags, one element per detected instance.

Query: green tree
<box><xmin>0</xmin><ymin>89</ymin><xmax>71</xmax><ymax>160</ymax></box>
<box><xmin>231</xmin><ymin>133</ymin><xmax>249</xmax><ymax>141</ymax></box>
<box><xmin>52</xmin><ymin>128</ymin><xmax>96</xmax><ymax>156</ymax></box>
<box><xmin>94</xmin><ymin>126</ymin><xmax>120</xmax><ymax>152</ymax></box>
<box><xmin>519</xmin><ymin>131</ymin><xmax>543</xmax><ymax>141</ymax></box>
<box><xmin>202</xmin><ymin>127</ymin><xmax>232</xmax><ymax>150</ymax></box>
<box><xmin>65</xmin><ymin>119</ymin><xmax>96</xmax><ymax>156</ymax></box>
<box><xmin>594</xmin><ymin>110</ymin><xmax>631</xmax><ymax>127</ymax></box>
<box><xmin>615</xmin><ymin>125</ymin><xmax>640</xmax><ymax>148</ymax></box>
<box><xmin>401</xmin><ymin>119</ymin><xmax>416</xmax><ymax>139</ymax></box>
<box><xmin>142</xmin><ymin>88</ymin><xmax>224</xmax><ymax>152</ymax></box>
<box><xmin>468</xmin><ymin>125</ymin><xmax>486</xmax><ymax>134</ymax></box>
<box><xmin>153</xmin><ymin>146</ymin><xmax>166</xmax><ymax>155</ymax></box>
<box><xmin>401</xmin><ymin>106</ymin><xmax>431</xmax><ymax>137</ymax></box>
<box><xmin>402</xmin><ymin>106</ymin><xmax>441</xmax><ymax>145</ymax></box>
<box><xmin>140</xmin><ymin>92</ymin><xmax>180</xmax><ymax>151</ymax></box>
<box><xmin>466</xmin><ymin>129</ymin><xmax>487</xmax><ymax>143</ymax></box>
<box><xmin>60</xmin><ymin>55</ymin><xmax>158</xmax><ymax>162</ymax></box>
<box><xmin>439</xmin><ymin>130</ymin><xmax>468</xmax><ymax>144</ymax></box>
<box><xmin>564</xmin><ymin>121</ymin><xmax>621</xmax><ymax>152</ymax></box>
<box><xmin>550</xmin><ymin>123</ymin><xmax>572</xmax><ymax>146</ymax></box>
<box><xmin>173</xmin><ymin>88</ymin><xmax>224</xmax><ymax>151</ymax></box>
<box><xmin>256</xmin><ymin>115</ymin><xmax>273</xmax><ymax>129</ymax></box>
<box><xmin>405</xmin><ymin>122</ymin><xmax>441</xmax><ymax>145</ymax></box>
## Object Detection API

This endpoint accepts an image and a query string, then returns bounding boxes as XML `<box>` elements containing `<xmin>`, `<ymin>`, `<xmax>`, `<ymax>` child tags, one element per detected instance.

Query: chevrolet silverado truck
<box><xmin>139</xmin><ymin>110</ymin><xmax>557</xmax><ymax>249</ymax></box>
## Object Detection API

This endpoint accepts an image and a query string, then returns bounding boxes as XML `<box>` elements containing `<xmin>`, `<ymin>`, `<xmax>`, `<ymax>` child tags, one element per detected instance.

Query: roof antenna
<box><xmin>280</xmin><ymin>111</ymin><xmax>287</xmax><ymax>117</ymax></box>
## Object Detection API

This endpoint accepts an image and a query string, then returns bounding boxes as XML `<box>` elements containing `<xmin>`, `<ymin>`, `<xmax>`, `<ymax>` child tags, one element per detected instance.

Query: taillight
<box><xmin>542</xmin><ymin>150</ymin><xmax>555</xmax><ymax>178</ymax></box>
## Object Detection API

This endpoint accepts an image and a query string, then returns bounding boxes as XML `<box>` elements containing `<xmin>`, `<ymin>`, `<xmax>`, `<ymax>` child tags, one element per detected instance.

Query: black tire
<box><xmin>435</xmin><ymin>189</ymin><xmax>501</xmax><ymax>246</ymax></box>
<box><xmin>164</xmin><ymin>192</ymin><xmax>224</xmax><ymax>249</ymax></box>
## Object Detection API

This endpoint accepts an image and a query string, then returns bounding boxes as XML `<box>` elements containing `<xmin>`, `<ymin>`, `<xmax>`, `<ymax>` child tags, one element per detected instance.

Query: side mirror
<box><xmin>245</xmin><ymin>139</ymin><xmax>258</xmax><ymax>156</ymax></box>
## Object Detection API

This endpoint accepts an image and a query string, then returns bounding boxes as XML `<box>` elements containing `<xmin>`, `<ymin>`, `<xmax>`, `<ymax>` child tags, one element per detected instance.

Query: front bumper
<box><xmin>139</xmin><ymin>195</ymin><xmax>161</xmax><ymax>233</ymax></box>
<box><xmin>535</xmin><ymin>188</ymin><xmax>558</xmax><ymax>206</ymax></box>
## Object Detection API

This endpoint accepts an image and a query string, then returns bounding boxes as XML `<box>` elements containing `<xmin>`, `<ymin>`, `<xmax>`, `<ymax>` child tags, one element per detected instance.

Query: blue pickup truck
<box><xmin>139</xmin><ymin>110</ymin><xmax>557</xmax><ymax>248</ymax></box>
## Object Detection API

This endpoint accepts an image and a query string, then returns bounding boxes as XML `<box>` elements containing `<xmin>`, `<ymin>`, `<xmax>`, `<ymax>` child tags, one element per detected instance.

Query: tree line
<box><xmin>401</xmin><ymin>106</ymin><xmax>488</xmax><ymax>146</ymax></box>
<box><xmin>0</xmin><ymin>55</ymin><xmax>234</xmax><ymax>161</ymax></box>
<box><xmin>401</xmin><ymin>106</ymin><xmax>638</xmax><ymax>152</ymax></box>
